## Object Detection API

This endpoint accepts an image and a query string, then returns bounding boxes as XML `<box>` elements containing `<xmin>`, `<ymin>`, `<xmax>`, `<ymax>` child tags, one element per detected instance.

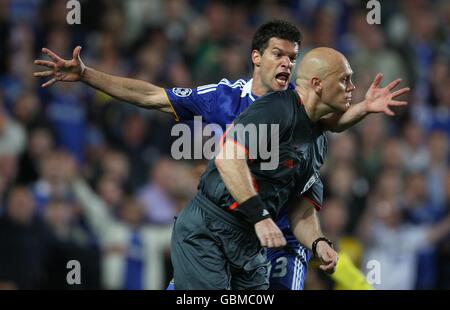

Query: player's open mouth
<box><xmin>275</xmin><ymin>72</ymin><xmax>290</xmax><ymax>87</ymax></box>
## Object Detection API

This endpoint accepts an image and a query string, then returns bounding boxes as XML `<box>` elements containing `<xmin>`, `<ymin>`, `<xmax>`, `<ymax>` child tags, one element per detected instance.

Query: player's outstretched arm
<box><xmin>33</xmin><ymin>46</ymin><xmax>172</xmax><ymax>113</ymax></box>
<box><xmin>320</xmin><ymin>73</ymin><xmax>410</xmax><ymax>132</ymax></box>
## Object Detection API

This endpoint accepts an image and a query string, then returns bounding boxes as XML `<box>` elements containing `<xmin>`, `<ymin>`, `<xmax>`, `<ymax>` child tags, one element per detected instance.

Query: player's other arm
<box><xmin>33</xmin><ymin>46</ymin><xmax>172</xmax><ymax>113</ymax></box>
<box><xmin>289</xmin><ymin>199</ymin><xmax>338</xmax><ymax>273</ymax></box>
<box><xmin>319</xmin><ymin>73</ymin><xmax>410</xmax><ymax>132</ymax></box>
<box><xmin>215</xmin><ymin>140</ymin><xmax>286</xmax><ymax>249</ymax></box>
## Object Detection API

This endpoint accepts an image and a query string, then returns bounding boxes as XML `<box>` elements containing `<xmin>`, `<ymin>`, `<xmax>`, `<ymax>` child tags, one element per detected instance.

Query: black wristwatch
<box><xmin>312</xmin><ymin>237</ymin><xmax>333</xmax><ymax>257</ymax></box>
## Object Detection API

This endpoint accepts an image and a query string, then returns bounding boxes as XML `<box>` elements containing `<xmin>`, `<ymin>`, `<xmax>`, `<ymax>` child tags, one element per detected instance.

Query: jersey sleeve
<box><xmin>222</xmin><ymin>91</ymin><xmax>293</xmax><ymax>160</ymax></box>
<box><xmin>299</xmin><ymin>177</ymin><xmax>323</xmax><ymax>211</ymax></box>
<box><xmin>164</xmin><ymin>85</ymin><xmax>219</xmax><ymax>121</ymax></box>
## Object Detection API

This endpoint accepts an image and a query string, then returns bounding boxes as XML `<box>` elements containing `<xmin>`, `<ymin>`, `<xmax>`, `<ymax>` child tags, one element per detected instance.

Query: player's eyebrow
<box><xmin>272</xmin><ymin>47</ymin><xmax>298</xmax><ymax>59</ymax></box>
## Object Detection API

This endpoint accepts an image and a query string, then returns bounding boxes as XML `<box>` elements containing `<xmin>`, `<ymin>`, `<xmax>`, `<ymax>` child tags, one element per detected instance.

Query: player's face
<box><xmin>257</xmin><ymin>38</ymin><xmax>298</xmax><ymax>92</ymax></box>
<box><xmin>321</xmin><ymin>58</ymin><xmax>356</xmax><ymax>112</ymax></box>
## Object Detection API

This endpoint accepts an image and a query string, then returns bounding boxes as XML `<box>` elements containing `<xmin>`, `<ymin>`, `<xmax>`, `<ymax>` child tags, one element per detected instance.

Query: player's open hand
<box><xmin>364</xmin><ymin>73</ymin><xmax>410</xmax><ymax>116</ymax></box>
<box><xmin>254</xmin><ymin>218</ymin><xmax>287</xmax><ymax>248</ymax></box>
<box><xmin>33</xmin><ymin>46</ymin><xmax>86</xmax><ymax>88</ymax></box>
<box><xmin>316</xmin><ymin>241</ymin><xmax>338</xmax><ymax>274</ymax></box>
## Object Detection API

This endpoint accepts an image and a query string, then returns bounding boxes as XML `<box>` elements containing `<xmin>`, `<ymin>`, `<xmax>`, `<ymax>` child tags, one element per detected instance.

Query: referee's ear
<box><xmin>312</xmin><ymin>77</ymin><xmax>323</xmax><ymax>95</ymax></box>
<box><xmin>252</xmin><ymin>50</ymin><xmax>262</xmax><ymax>67</ymax></box>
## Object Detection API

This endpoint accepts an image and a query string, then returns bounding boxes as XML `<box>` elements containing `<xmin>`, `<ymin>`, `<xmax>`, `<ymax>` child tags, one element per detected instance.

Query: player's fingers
<box><xmin>281</xmin><ymin>236</ymin><xmax>287</xmax><ymax>247</ymax></box>
<box><xmin>370</xmin><ymin>73</ymin><xmax>383</xmax><ymax>88</ymax></box>
<box><xmin>266</xmin><ymin>237</ymin><xmax>274</xmax><ymax>248</ymax></box>
<box><xmin>329</xmin><ymin>253</ymin><xmax>339</xmax><ymax>265</ymax></box>
<box><xmin>384</xmin><ymin>107</ymin><xmax>395</xmax><ymax>116</ymax></box>
<box><xmin>391</xmin><ymin>87</ymin><xmax>410</xmax><ymax>98</ymax></box>
<box><xmin>386</xmin><ymin>78</ymin><xmax>402</xmax><ymax>91</ymax></box>
<box><xmin>322</xmin><ymin>251</ymin><xmax>337</xmax><ymax>265</ymax></box>
<box><xmin>73</xmin><ymin>46</ymin><xmax>82</xmax><ymax>60</ymax></box>
<box><xmin>41</xmin><ymin>78</ymin><xmax>57</xmax><ymax>88</ymax></box>
<box><xmin>320</xmin><ymin>254</ymin><xmax>332</xmax><ymax>264</ymax></box>
<box><xmin>319</xmin><ymin>261</ymin><xmax>334</xmax><ymax>270</ymax></box>
<box><xmin>322</xmin><ymin>254</ymin><xmax>338</xmax><ymax>268</ymax></box>
<box><xmin>389</xmin><ymin>100</ymin><xmax>408</xmax><ymax>107</ymax></box>
<box><xmin>33</xmin><ymin>70</ymin><xmax>54</xmax><ymax>77</ymax></box>
<box><xmin>34</xmin><ymin>60</ymin><xmax>56</xmax><ymax>68</ymax></box>
<box><xmin>324</xmin><ymin>260</ymin><xmax>336</xmax><ymax>269</ymax></box>
<box><xmin>269</xmin><ymin>231</ymin><xmax>283</xmax><ymax>248</ymax></box>
<box><xmin>258</xmin><ymin>235</ymin><xmax>267</xmax><ymax>247</ymax></box>
<box><xmin>42</xmin><ymin>48</ymin><xmax>64</xmax><ymax>63</ymax></box>
<box><xmin>274</xmin><ymin>229</ymin><xmax>286</xmax><ymax>247</ymax></box>
<box><xmin>275</xmin><ymin>236</ymin><xmax>287</xmax><ymax>248</ymax></box>
<box><xmin>260</xmin><ymin>234</ymin><xmax>270</xmax><ymax>247</ymax></box>
<box><xmin>319</xmin><ymin>262</ymin><xmax>337</xmax><ymax>274</ymax></box>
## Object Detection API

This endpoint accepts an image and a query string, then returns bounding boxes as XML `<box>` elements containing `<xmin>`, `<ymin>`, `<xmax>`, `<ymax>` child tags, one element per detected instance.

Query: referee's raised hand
<box><xmin>363</xmin><ymin>73</ymin><xmax>410</xmax><ymax>116</ymax></box>
<box><xmin>33</xmin><ymin>46</ymin><xmax>86</xmax><ymax>88</ymax></box>
<box><xmin>255</xmin><ymin>218</ymin><xmax>287</xmax><ymax>248</ymax></box>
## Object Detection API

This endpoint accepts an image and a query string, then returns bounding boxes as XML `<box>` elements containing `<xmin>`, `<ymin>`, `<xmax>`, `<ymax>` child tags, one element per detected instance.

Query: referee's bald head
<box><xmin>296</xmin><ymin>47</ymin><xmax>349</xmax><ymax>89</ymax></box>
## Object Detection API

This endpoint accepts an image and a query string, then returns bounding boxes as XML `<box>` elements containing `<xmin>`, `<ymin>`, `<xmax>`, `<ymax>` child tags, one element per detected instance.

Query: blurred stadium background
<box><xmin>0</xmin><ymin>0</ymin><xmax>449</xmax><ymax>290</ymax></box>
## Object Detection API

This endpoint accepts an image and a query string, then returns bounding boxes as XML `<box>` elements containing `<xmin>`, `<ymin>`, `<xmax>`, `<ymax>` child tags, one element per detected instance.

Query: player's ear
<box><xmin>311</xmin><ymin>77</ymin><xmax>322</xmax><ymax>94</ymax></box>
<box><xmin>252</xmin><ymin>50</ymin><xmax>262</xmax><ymax>67</ymax></box>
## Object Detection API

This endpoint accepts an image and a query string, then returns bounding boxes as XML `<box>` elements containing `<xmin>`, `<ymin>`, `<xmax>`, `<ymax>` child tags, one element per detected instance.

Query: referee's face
<box><xmin>254</xmin><ymin>37</ymin><xmax>298</xmax><ymax>93</ymax></box>
<box><xmin>321</xmin><ymin>57</ymin><xmax>356</xmax><ymax>112</ymax></box>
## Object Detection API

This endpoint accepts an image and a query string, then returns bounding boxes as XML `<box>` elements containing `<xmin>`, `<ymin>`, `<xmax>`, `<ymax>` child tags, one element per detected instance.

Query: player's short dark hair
<box><xmin>251</xmin><ymin>20</ymin><xmax>302</xmax><ymax>54</ymax></box>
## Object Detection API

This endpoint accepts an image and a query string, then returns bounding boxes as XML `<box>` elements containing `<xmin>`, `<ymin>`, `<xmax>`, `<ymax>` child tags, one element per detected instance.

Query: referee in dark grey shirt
<box><xmin>171</xmin><ymin>47</ymin><xmax>409</xmax><ymax>290</ymax></box>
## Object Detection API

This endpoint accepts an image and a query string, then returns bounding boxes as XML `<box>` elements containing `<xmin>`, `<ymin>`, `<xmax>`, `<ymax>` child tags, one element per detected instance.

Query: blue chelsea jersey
<box><xmin>165</xmin><ymin>78</ymin><xmax>294</xmax><ymax>130</ymax></box>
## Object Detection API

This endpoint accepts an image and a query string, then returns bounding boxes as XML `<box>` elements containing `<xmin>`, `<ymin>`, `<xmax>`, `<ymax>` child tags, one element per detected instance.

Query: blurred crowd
<box><xmin>0</xmin><ymin>0</ymin><xmax>449</xmax><ymax>290</ymax></box>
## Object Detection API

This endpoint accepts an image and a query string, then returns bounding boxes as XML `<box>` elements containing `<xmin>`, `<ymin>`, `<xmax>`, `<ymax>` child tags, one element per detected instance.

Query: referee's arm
<box><xmin>215</xmin><ymin>140</ymin><xmax>286</xmax><ymax>249</ymax></box>
<box><xmin>289</xmin><ymin>199</ymin><xmax>338</xmax><ymax>274</ymax></box>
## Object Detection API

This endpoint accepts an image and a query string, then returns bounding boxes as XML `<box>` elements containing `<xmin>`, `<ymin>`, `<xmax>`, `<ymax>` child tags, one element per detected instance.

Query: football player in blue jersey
<box><xmin>34</xmin><ymin>20</ymin><xmax>408</xmax><ymax>290</ymax></box>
